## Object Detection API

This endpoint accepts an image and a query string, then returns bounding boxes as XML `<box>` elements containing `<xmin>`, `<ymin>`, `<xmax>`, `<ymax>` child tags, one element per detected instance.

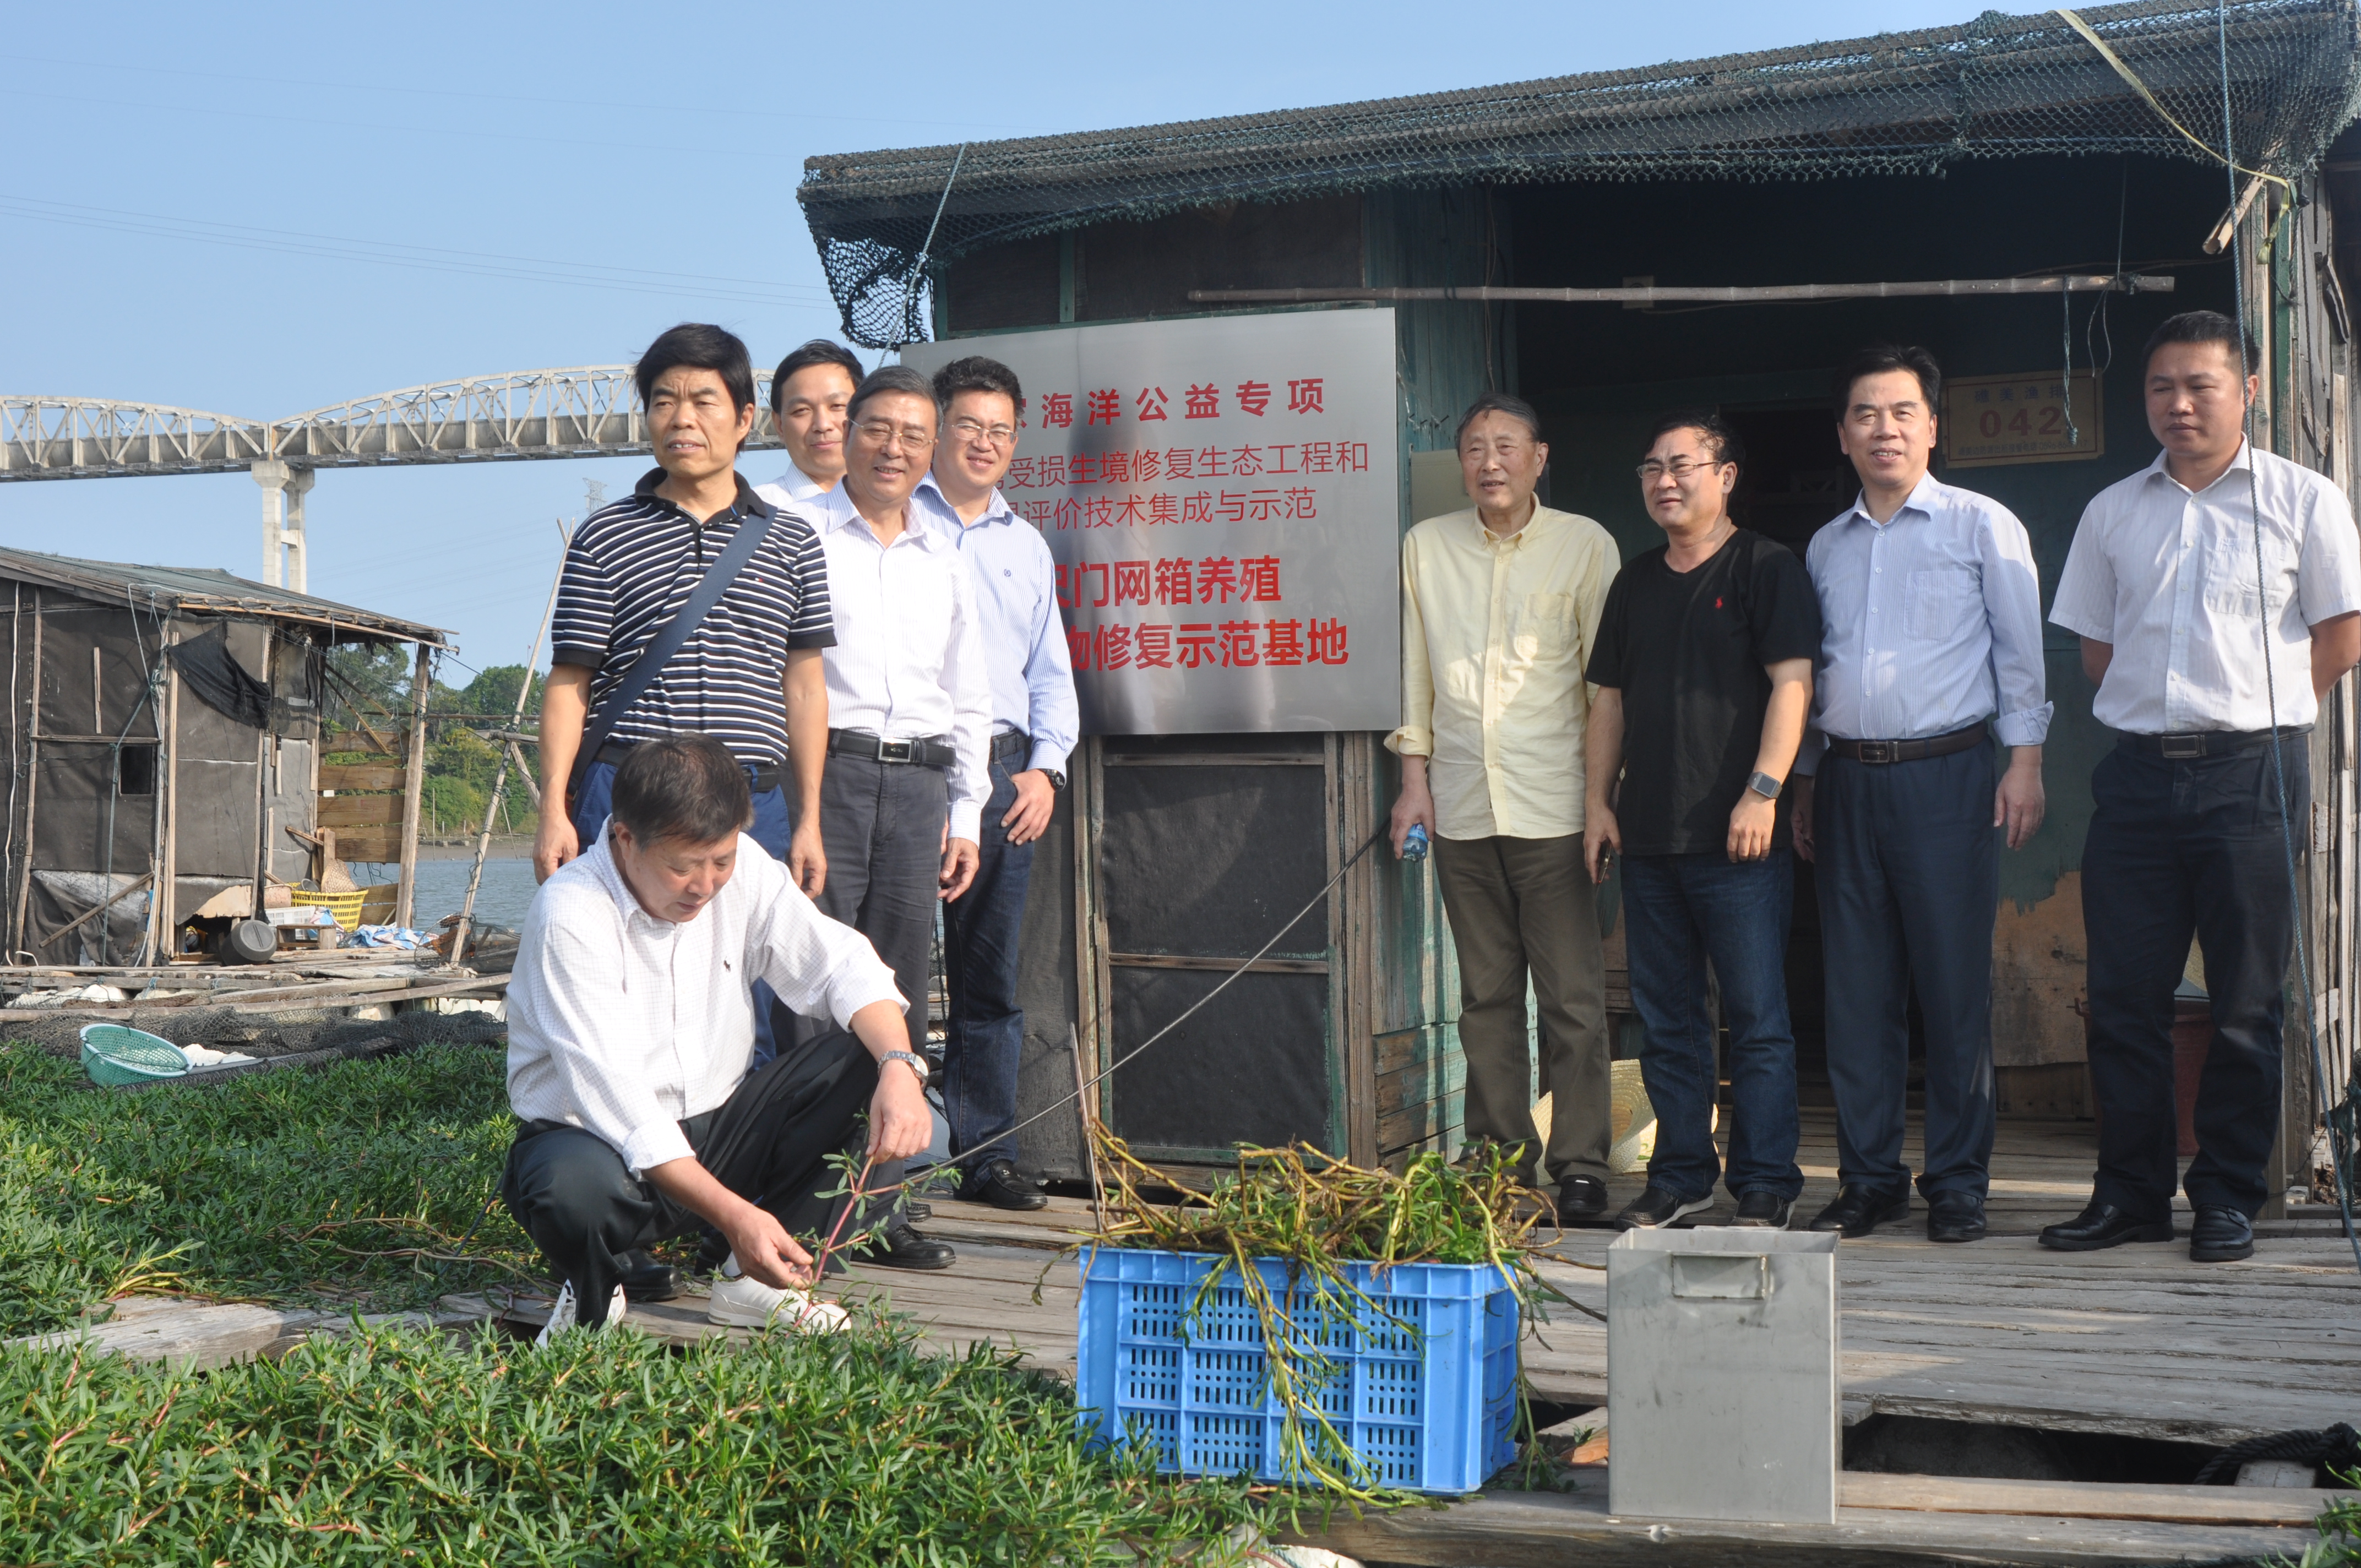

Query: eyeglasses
<box><xmin>949</xmin><ymin>417</ymin><xmax>1016</xmax><ymax>448</ymax></box>
<box><xmin>853</xmin><ymin>420</ymin><xmax>935</xmax><ymax>451</ymax></box>
<box><xmin>1636</xmin><ymin>458</ymin><xmax>1729</xmax><ymax>482</ymax></box>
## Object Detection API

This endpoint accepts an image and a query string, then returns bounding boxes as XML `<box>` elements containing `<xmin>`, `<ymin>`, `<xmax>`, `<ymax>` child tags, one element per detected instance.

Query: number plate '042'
<box><xmin>1940</xmin><ymin>369</ymin><xmax>2105</xmax><ymax>469</ymax></box>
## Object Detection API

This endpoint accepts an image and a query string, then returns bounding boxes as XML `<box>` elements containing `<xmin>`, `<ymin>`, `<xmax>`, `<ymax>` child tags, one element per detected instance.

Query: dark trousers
<box><xmin>500</xmin><ymin>1031</ymin><xmax>877</xmax><ymax>1328</ymax></box>
<box><xmin>789</xmin><ymin>753</ymin><xmax>949</xmax><ymax>1219</ymax></box>
<box><xmin>1622</xmin><ymin>850</ymin><xmax>1804</xmax><ymax>1202</ymax></box>
<box><xmin>941</xmin><ymin>754</ymin><xmax>1036</xmax><ymax>1184</ymax></box>
<box><xmin>573</xmin><ymin>755</ymin><xmax>795</xmax><ymax>1064</ymax></box>
<box><xmin>2083</xmin><ymin>741</ymin><xmax>2305</xmax><ymax>1221</ymax></box>
<box><xmin>1430</xmin><ymin>832</ymin><xmax>1609</xmax><ymax>1184</ymax></box>
<box><xmin>1816</xmin><ymin>745</ymin><xmax>1999</xmax><ymax>1199</ymax></box>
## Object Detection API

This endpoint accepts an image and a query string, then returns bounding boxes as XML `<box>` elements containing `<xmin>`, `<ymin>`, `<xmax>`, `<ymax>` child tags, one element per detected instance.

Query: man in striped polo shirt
<box><xmin>537</xmin><ymin>323</ymin><xmax>835</xmax><ymax>1052</ymax></box>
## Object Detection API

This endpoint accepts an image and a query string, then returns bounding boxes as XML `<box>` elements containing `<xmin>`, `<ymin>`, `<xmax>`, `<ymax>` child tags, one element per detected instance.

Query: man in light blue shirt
<box><xmin>1791</xmin><ymin>344</ymin><xmax>2051</xmax><ymax>1245</ymax></box>
<box><xmin>915</xmin><ymin>355</ymin><xmax>1079</xmax><ymax>1211</ymax></box>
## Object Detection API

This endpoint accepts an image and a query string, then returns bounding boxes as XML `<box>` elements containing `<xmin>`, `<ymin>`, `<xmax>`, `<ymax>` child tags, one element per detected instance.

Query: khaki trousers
<box><xmin>1431</xmin><ymin>831</ymin><xmax>1611</xmax><ymax>1184</ymax></box>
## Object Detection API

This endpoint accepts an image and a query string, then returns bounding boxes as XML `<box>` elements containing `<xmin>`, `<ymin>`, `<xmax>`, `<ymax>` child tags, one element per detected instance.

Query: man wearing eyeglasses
<box><xmin>1791</xmin><ymin>345</ymin><xmax>2051</xmax><ymax>1246</ymax></box>
<box><xmin>1585</xmin><ymin>412</ymin><xmax>1819</xmax><ymax>1232</ymax></box>
<box><xmin>1388</xmin><ymin>393</ymin><xmax>1619</xmax><ymax>1223</ymax></box>
<box><xmin>910</xmin><ymin>356</ymin><xmax>1077</xmax><ymax>1212</ymax></box>
<box><xmin>782</xmin><ymin>363</ymin><xmax>991</xmax><ymax>1269</ymax></box>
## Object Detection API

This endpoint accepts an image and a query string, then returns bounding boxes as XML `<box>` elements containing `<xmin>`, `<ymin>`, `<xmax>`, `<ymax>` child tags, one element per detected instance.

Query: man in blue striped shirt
<box><xmin>1792</xmin><ymin>344</ymin><xmax>2052</xmax><ymax>1246</ymax></box>
<box><xmin>538</xmin><ymin>324</ymin><xmax>836</xmax><ymax>1113</ymax></box>
<box><xmin>914</xmin><ymin>356</ymin><xmax>1079</xmax><ymax>1211</ymax></box>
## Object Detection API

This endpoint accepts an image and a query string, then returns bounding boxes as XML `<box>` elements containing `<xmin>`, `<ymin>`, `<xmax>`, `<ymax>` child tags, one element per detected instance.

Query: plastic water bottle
<box><xmin>1402</xmin><ymin>823</ymin><xmax>1430</xmax><ymax>861</ymax></box>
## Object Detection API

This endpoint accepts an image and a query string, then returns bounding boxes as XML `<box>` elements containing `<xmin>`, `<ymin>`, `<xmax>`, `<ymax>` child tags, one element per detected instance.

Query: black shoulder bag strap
<box><xmin>565</xmin><ymin>505</ymin><xmax>780</xmax><ymax>807</ymax></box>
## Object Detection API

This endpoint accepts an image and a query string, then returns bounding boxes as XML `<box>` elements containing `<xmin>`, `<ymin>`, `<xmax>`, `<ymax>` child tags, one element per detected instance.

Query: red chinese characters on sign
<box><xmin>1069</xmin><ymin>617</ymin><xmax>1347</xmax><ymax>671</ymax></box>
<box><xmin>1025</xmin><ymin>352</ymin><xmax>1372</xmax><ymax>697</ymax></box>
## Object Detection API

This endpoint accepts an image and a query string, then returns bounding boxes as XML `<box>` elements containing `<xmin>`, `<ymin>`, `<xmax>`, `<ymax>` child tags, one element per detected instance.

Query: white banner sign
<box><xmin>904</xmin><ymin>307</ymin><xmax>1400</xmax><ymax>734</ymax></box>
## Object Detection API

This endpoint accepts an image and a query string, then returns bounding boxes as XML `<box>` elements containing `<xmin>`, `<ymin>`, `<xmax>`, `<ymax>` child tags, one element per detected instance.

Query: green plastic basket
<box><xmin>80</xmin><ymin>1025</ymin><xmax>189</xmax><ymax>1087</ymax></box>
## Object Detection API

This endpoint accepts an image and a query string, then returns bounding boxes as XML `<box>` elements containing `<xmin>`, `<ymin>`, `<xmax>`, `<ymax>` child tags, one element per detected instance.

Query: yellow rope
<box><xmin>2053</xmin><ymin>7</ymin><xmax>2293</xmax><ymax>195</ymax></box>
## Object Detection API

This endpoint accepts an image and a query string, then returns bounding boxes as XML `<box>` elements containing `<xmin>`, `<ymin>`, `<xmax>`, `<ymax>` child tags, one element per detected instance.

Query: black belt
<box><xmin>828</xmin><ymin>729</ymin><xmax>958</xmax><ymax>770</ymax></box>
<box><xmin>1825</xmin><ymin>721</ymin><xmax>1989</xmax><ymax>766</ymax></box>
<box><xmin>595</xmin><ymin>740</ymin><xmax>779</xmax><ymax>795</ymax></box>
<box><xmin>2115</xmin><ymin>726</ymin><xmax>2311</xmax><ymax>759</ymax></box>
<box><xmin>991</xmin><ymin>729</ymin><xmax>1030</xmax><ymax>765</ymax></box>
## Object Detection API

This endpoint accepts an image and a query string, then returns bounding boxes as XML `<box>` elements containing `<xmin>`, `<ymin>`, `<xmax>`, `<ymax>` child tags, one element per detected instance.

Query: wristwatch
<box><xmin>1746</xmin><ymin>770</ymin><xmax>1784</xmax><ymax>801</ymax></box>
<box><xmin>1043</xmin><ymin>768</ymin><xmax>1068</xmax><ymax>791</ymax></box>
<box><xmin>880</xmin><ymin>1049</ymin><xmax>929</xmax><ymax>1082</ymax></box>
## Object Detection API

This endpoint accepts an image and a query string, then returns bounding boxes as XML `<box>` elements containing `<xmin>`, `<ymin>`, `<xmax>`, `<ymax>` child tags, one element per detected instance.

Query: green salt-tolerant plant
<box><xmin>2284</xmin><ymin>1479</ymin><xmax>2361</xmax><ymax>1567</ymax></box>
<box><xmin>0</xmin><ymin>1314</ymin><xmax>1266</xmax><ymax>1566</ymax></box>
<box><xmin>0</xmin><ymin>1041</ymin><xmax>535</xmax><ymax>1336</ymax></box>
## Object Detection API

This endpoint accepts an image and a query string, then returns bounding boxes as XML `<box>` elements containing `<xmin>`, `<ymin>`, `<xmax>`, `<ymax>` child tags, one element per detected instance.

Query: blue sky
<box><xmin>2</xmin><ymin>1</ymin><xmax>1973</xmax><ymax>677</ymax></box>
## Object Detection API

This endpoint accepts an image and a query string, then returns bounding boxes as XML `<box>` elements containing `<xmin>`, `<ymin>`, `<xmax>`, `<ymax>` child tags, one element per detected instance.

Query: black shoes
<box><xmin>967</xmin><ymin>1158</ymin><xmax>1049</xmax><ymax>1212</ymax></box>
<box><xmin>1808</xmin><ymin>1182</ymin><xmax>1911</xmax><ymax>1238</ymax></box>
<box><xmin>1555</xmin><ymin>1174</ymin><xmax>1609</xmax><ymax>1222</ymax></box>
<box><xmin>1615</xmin><ymin>1185</ymin><xmax>1713</xmax><ymax>1229</ymax></box>
<box><xmin>1730</xmin><ymin>1190</ymin><xmax>1793</xmax><ymax>1229</ymax></box>
<box><xmin>866</xmin><ymin>1220</ymin><xmax>957</xmax><ymax>1270</ymax></box>
<box><xmin>1926</xmin><ymin>1191</ymin><xmax>1987</xmax><ymax>1244</ymax></box>
<box><xmin>616</xmin><ymin>1249</ymin><xmax>682</xmax><ymax>1303</ymax></box>
<box><xmin>2037</xmin><ymin>1202</ymin><xmax>2174</xmax><ymax>1251</ymax></box>
<box><xmin>2189</xmin><ymin>1205</ymin><xmax>2256</xmax><ymax>1262</ymax></box>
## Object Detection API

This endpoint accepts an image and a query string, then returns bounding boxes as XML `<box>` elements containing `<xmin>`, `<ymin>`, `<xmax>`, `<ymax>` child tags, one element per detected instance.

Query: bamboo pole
<box><xmin>1189</xmin><ymin>274</ymin><xmax>2179</xmax><ymax>306</ymax></box>
<box><xmin>394</xmin><ymin>643</ymin><xmax>431</xmax><ymax>930</ymax></box>
<box><xmin>449</xmin><ymin>528</ymin><xmax>566</xmax><ymax>962</ymax></box>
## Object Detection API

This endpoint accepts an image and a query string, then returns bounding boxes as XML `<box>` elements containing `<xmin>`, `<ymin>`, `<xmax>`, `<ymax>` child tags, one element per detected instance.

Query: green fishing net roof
<box><xmin>799</xmin><ymin>0</ymin><xmax>2361</xmax><ymax>346</ymax></box>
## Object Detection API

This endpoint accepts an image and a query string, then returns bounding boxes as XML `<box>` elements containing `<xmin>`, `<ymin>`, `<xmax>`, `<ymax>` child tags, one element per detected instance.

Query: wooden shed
<box><xmin>0</xmin><ymin>549</ymin><xmax>446</xmax><ymax>967</ymax></box>
<box><xmin>800</xmin><ymin>0</ymin><xmax>2361</xmax><ymax>1213</ymax></box>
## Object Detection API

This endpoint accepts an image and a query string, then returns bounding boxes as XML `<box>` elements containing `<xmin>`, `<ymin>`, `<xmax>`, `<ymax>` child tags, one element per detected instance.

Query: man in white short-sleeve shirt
<box><xmin>2044</xmin><ymin>310</ymin><xmax>2361</xmax><ymax>1264</ymax></box>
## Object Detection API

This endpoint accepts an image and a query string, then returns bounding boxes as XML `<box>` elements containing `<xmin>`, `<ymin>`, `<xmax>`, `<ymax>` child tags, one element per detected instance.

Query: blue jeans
<box><xmin>572</xmin><ymin>756</ymin><xmax>796</xmax><ymax>1065</ymax></box>
<box><xmin>1619</xmin><ymin>850</ymin><xmax>1803</xmax><ymax>1203</ymax></box>
<box><xmin>941</xmin><ymin>755</ymin><xmax>1038</xmax><ymax>1183</ymax></box>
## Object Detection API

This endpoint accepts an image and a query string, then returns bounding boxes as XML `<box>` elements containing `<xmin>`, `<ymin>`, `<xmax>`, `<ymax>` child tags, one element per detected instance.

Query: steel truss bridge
<box><xmin>0</xmin><ymin>368</ymin><xmax>785</xmax><ymax>591</ymax></box>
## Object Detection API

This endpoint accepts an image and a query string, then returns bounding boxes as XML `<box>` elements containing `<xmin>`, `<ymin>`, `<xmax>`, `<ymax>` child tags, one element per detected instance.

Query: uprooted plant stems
<box><xmin>1057</xmin><ymin>1124</ymin><xmax>1599</xmax><ymax>1499</ymax></box>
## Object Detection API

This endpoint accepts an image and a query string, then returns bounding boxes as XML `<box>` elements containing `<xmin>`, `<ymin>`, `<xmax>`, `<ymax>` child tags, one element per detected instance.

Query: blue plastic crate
<box><xmin>1073</xmin><ymin>1248</ymin><xmax>1520</xmax><ymax>1493</ymax></box>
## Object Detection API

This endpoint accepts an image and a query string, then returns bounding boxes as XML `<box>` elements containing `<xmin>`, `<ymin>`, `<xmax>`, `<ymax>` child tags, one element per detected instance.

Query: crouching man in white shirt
<box><xmin>502</xmin><ymin>733</ymin><xmax>934</xmax><ymax>1337</ymax></box>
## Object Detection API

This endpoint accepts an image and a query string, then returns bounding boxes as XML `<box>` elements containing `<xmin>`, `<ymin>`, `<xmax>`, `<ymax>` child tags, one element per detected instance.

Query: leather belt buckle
<box><xmin>1857</xmin><ymin>741</ymin><xmax>1896</xmax><ymax>765</ymax></box>
<box><xmin>877</xmin><ymin>738</ymin><xmax>913</xmax><ymax>764</ymax></box>
<box><xmin>2161</xmin><ymin>734</ymin><xmax>2206</xmax><ymax>759</ymax></box>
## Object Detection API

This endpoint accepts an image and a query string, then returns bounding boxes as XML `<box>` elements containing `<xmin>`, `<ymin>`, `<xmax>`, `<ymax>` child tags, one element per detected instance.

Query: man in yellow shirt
<box><xmin>1388</xmin><ymin>392</ymin><xmax>1619</xmax><ymax>1220</ymax></box>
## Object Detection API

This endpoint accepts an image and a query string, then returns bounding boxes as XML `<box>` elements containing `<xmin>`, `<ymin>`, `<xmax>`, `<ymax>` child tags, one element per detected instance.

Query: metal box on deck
<box><xmin>1606</xmin><ymin>1229</ymin><xmax>1840</xmax><ymax>1523</ymax></box>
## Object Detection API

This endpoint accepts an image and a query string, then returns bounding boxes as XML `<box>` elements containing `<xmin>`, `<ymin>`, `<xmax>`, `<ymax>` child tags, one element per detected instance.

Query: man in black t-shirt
<box><xmin>1585</xmin><ymin>412</ymin><xmax>1820</xmax><ymax>1230</ymax></box>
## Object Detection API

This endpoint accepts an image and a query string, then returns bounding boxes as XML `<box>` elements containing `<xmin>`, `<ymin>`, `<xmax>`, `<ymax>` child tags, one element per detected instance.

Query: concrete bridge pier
<box><xmin>251</xmin><ymin>459</ymin><xmax>314</xmax><ymax>592</ymax></box>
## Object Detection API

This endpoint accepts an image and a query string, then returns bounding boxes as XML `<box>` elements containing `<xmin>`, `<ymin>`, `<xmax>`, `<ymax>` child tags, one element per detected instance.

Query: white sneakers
<box><xmin>705</xmin><ymin>1272</ymin><xmax>850</xmax><ymax>1334</ymax></box>
<box><xmin>535</xmin><ymin>1279</ymin><xmax>629</xmax><ymax>1346</ymax></box>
